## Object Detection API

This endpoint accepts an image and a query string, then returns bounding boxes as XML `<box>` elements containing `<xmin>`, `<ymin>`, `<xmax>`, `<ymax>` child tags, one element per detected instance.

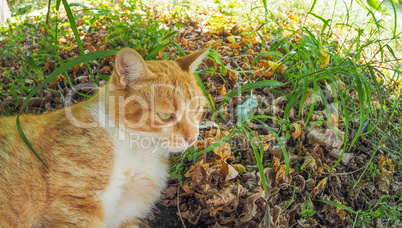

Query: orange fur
<box><xmin>0</xmin><ymin>47</ymin><xmax>208</xmax><ymax>227</ymax></box>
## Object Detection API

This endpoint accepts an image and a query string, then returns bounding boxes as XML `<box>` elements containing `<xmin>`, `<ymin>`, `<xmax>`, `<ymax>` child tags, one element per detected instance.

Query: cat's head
<box><xmin>108</xmin><ymin>48</ymin><xmax>208</xmax><ymax>152</ymax></box>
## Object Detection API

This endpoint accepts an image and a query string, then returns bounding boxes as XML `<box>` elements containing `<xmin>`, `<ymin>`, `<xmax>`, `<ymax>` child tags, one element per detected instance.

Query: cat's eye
<box><xmin>158</xmin><ymin>113</ymin><xmax>173</xmax><ymax>121</ymax></box>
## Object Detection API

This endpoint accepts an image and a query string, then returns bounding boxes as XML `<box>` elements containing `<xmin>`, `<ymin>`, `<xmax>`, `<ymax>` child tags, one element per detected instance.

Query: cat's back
<box><xmin>0</xmin><ymin>113</ymin><xmax>52</xmax><ymax>227</ymax></box>
<box><xmin>0</xmin><ymin>103</ymin><xmax>115</xmax><ymax>227</ymax></box>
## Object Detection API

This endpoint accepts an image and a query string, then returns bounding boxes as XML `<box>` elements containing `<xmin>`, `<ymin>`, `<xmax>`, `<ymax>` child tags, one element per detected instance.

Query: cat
<box><xmin>0</xmin><ymin>47</ymin><xmax>208</xmax><ymax>227</ymax></box>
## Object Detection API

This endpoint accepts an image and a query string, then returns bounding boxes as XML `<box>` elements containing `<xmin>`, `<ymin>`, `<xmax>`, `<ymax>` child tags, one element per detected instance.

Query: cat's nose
<box><xmin>185</xmin><ymin>137</ymin><xmax>196</xmax><ymax>146</ymax></box>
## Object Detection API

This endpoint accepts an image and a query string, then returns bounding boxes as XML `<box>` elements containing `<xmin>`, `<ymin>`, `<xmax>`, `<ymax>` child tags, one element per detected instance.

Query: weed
<box><xmin>299</xmin><ymin>199</ymin><xmax>316</xmax><ymax>217</ymax></box>
<box><xmin>320</xmin><ymin>194</ymin><xmax>402</xmax><ymax>227</ymax></box>
<box><xmin>106</xmin><ymin>1</ymin><xmax>178</xmax><ymax>59</ymax></box>
<box><xmin>8</xmin><ymin>0</ymin><xmax>48</xmax><ymax>16</ymax></box>
<box><xmin>365</xmin><ymin>161</ymin><xmax>381</xmax><ymax>181</ymax></box>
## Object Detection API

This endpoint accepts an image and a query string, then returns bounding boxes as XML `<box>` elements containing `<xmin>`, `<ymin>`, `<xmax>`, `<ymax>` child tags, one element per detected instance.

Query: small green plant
<box><xmin>106</xmin><ymin>1</ymin><xmax>178</xmax><ymax>60</ymax></box>
<box><xmin>300</xmin><ymin>158</ymin><xmax>314</xmax><ymax>182</ymax></box>
<box><xmin>8</xmin><ymin>0</ymin><xmax>48</xmax><ymax>16</ymax></box>
<box><xmin>320</xmin><ymin>195</ymin><xmax>402</xmax><ymax>227</ymax></box>
<box><xmin>299</xmin><ymin>199</ymin><xmax>316</xmax><ymax>217</ymax></box>
<box><xmin>366</xmin><ymin>161</ymin><xmax>381</xmax><ymax>180</ymax></box>
<box><xmin>170</xmin><ymin>146</ymin><xmax>198</xmax><ymax>183</ymax></box>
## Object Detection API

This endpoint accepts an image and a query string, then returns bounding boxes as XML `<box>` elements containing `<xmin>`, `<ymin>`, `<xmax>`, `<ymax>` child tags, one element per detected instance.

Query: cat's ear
<box><xmin>175</xmin><ymin>48</ymin><xmax>209</xmax><ymax>73</ymax></box>
<box><xmin>113</xmin><ymin>48</ymin><xmax>151</xmax><ymax>89</ymax></box>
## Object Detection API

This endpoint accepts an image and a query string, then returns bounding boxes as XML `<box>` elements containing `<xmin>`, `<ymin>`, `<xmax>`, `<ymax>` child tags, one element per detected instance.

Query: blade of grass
<box><xmin>298</xmin><ymin>64</ymin><xmax>309</xmax><ymax>119</ymax></box>
<box><xmin>353</xmin><ymin>133</ymin><xmax>385</xmax><ymax>188</ymax></box>
<box><xmin>194</xmin><ymin>72</ymin><xmax>223</xmax><ymax>136</ymax></box>
<box><xmin>390</xmin><ymin>1</ymin><xmax>397</xmax><ymax>37</ymax></box>
<box><xmin>308</xmin><ymin>0</ymin><xmax>318</xmax><ymax>14</ymax></box>
<box><xmin>284</xmin><ymin>89</ymin><xmax>301</xmax><ymax>123</ymax></box>
<box><xmin>250</xmin><ymin>51</ymin><xmax>282</xmax><ymax>69</ymax></box>
<box><xmin>261</xmin><ymin>0</ymin><xmax>268</xmax><ymax>24</ymax></box>
<box><xmin>197</xmin><ymin>134</ymin><xmax>234</xmax><ymax>155</ymax></box>
<box><xmin>318</xmin><ymin>200</ymin><xmax>357</xmax><ymax>214</ymax></box>
<box><xmin>56</xmin><ymin>0</ymin><xmax>61</xmax><ymax>10</ymax></box>
<box><xmin>146</xmin><ymin>30</ymin><xmax>179</xmax><ymax>59</ymax></box>
<box><xmin>207</xmin><ymin>49</ymin><xmax>227</xmax><ymax>76</ymax></box>
<box><xmin>61</xmin><ymin>0</ymin><xmax>96</xmax><ymax>84</ymax></box>
<box><xmin>305</xmin><ymin>80</ymin><xmax>318</xmax><ymax>127</ymax></box>
<box><xmin>171</xmin><ymin>41</ymin><xmax>186</xmax><ymax>57</ymax></box>
<box><xmin>21</xmin><ymin>54</ymin><xmax>44</xmax><ymax>81</ymax></box>
<box><xmin>245</xmin><ymin>116</ymin><xmax>290</xmax><ymax>175</ymax></box>
<box><xmin>348</xmin><ymin>77</ymin><xmax>369</xmax><ymax>151</ymax></box>
<box><xmin>241</xmin><ymin>125</ymin><xmax>268</xmax><ymax>194</ymax></box>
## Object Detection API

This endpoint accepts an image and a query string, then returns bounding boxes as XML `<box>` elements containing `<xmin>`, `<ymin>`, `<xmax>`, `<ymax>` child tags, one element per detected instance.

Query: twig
<box><xmin>7</xmin><ymin>19</ymin><xmax>13</xmax><ymax>34</ymax></box>
<box><xmin>322</xmin><ymin>165</ymin><xmax>365</xmax><ymax>176</ymax></box>
<box><xmin>45</xmin><ymin>0</ymin><xmax>52</xmax><ymax>29</ymax></box>
<box><xmin>177</xmin><ymin>184</ymin><xmax>186</xmax><ymax>228</ymax></box>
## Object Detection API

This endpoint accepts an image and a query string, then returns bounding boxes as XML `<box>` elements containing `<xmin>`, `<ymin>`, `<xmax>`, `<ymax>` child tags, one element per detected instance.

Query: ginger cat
<box><xmin>0</xmin><ymin>47</ymin><xmax>208</xmax><ymax>227</ymax></box>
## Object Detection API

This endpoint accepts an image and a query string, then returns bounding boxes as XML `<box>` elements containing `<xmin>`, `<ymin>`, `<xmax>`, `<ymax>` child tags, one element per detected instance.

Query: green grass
<box><xmin>8</xmin><ymin>0</ymin><xmax>48</xmax><ymax>16</ymax></box>
<box><xmin>163</xmin><ymin>0</ymin><xmax>401</xmax><ymax>225</ymax></box>
<box><xmin>320</xmin><ymin>195</ymin><xmax>401</xmax><ymax>227</ymax></box>
<box><xmin>0</xmin><ymin>0</ymin><xmax>180</xmax><ymax>116</ymax></box>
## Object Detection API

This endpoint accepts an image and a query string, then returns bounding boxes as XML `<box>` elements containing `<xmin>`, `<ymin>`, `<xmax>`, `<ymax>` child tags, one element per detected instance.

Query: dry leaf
<box><xmin>226</xmin><ymin>164</ymin><xmax>239</xmax><ymax>181</ymax></box>
<box><xmin>217</xmin><ymin>84</ymin><xmax>227</xmax><ymax>95</ymax></box>
<box><xmin>263</xmin><ymin>143</ymin><xmax>269</xmax><ymax>151</ymax></box>
<box><xmin>312</xmin><ymin>177</ymin><xmax>328</xmax><ymax>199</ymax></box>
<box><xmin>239</xmin><ymin>189</ymin><xmax>264</xmax><ymax>222</ymax></box>
<box><xmin>290</xmin><ymin>121</ymin><xmax>303</xmax><ymax>140</ymax></box>
<box><xmin>289</xmin><ymin>14</ymin><xmax>298</xmax><ymax>23</ymax></box>
<box><xmin>282</xmin><ymin>30</ymin><xmax>293</xmax><ymax>37</ymax></box>
<box><xmin>181</xmin><ymin>37</ymin><xmax>188</xmax><ymax>45</ymax></box>
<box><xmin>318</xmin><ymin>46</ymin><xmax>330</xmax><ymax>68</ymax></box>
<box><xmin>375</xmin><ymin>156</ymin><xmax>395</xmax><ymax>193</ymax></box>
<box><xmin>324</xmin><ymin>163</ymin><xmax>336</xmax><ymax>173</ymax></box>
<box><xmin>181</xmin><ymin>181</ymin><xmax>192</xmax><ymax>194</ymax></box>
<box><xmin>272</xmin><ymin>156</ymin><xmax>281</xmax><ymax>172</ymax></box>
<box><xmin>335</xmin><ymin>199</ymin><xmax>347</xmax><ymax>220</ymax></box>
<box><xmin>260</xmin><ymin>134</ymin><xmax>275</xmax><ymax>141</ymax></box>
<box><xmin>45</xmin><ymin>60</ymin><xmax>51</xmax><ymax>71</ymax></box>
<box><xmin>264</xmin><ymin>70</ymin><xmax>274</xmax><ymax>78</ymax></box>
<box><xmin>185</xmin><ymin>158</ymin><xmax>207</xmax><ymax>178</ymax></box>
<box><xmin>228</xmin><ymin>70</ymin><xmax>238</xmax><ymax>82</ymax></box>
<box><xmin>213</xmin><ymin>143</ymin><xmax>231</xmax><ymax>160</ymax></box>
<box><xmin>50</xmin><ymin>75</ymin><xmax>64</xmax><ymax>86</ymax></box>
<box><xmin>229</xmin><ymin>43</ymin><xmax>241</xmax><ymax>49</ymax></box>
<box><xmin>227</xmin><ymin>35</ymin><xmax>236</xmax><ymax>43</ymax></box>
<box><xmin>232</xmin><ymin>164</ymin><xmax>247</xmax><ymax>173</ymax></box>
<box><xmin>240</xmin><ymin>40</ymin><xmax>248</xmax><ymax>45</ymax></box>
<box><xmin>207</xmin><ymin>39</ymin><xmax>222</xmax><ymax>48</ymax></box>
<box><xmin>259</xmin><ymin>60</ymin><xmax>270</xmax><ymax>69</ymax></box>
<box><xmin>268</xmin><ymin>60</ymin><xmax>287</xmax><ymax>73</ymax></box>
<box><xmin>99</xmin><ymin>66</ymin><xmax>111</xmax><ymax>73</ymax></box>
<box><xmin>275</xmin><ymin>164</ymin><xmax>287</xmax><ymax>184</ymax></box>
<box><xmin>64</xmin><ymin>44</ymin><xmax>76</xmax><ymax>51</ymax></box>
<box><xmin>308</xmin><ymin>127</ymin><xmax>345</xmax><ymax>150</ymax></box>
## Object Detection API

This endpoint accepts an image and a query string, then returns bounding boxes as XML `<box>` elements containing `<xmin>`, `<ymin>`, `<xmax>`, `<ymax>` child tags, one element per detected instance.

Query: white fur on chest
<box><xmin>101</xmin><ymin>129</ymin><xmax>169</xmax><ymax>228</ymax></box>
<box><xmin>88</xmin><ymin>97</ymin><xmax>170</xmax><ymax>227</ymax></box>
